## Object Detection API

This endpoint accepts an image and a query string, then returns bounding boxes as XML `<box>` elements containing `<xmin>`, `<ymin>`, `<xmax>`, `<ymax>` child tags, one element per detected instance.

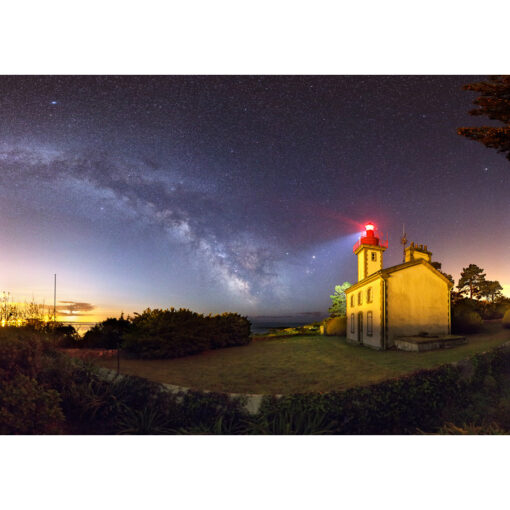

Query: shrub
<box><xmin>21</xmin><ymin>320</ymin><xmax>80</xmax><ymax>348</ymax></box>
<box><xmin>248</xmin><ymin>402</ymin><xmax>337</xmax><ymax>435</ymax></box>
<box><xmin>325</xmin><ymin>316</ymin><xmax>346</xmax><ymax>336</ymax></box>
<box><xmin>0</xmin><ymin>329</ymin><xmax>48</xmax><ymax>380</ymax></box>
<box><xmin>123</xmin><ymin>308</ymin><xmax>251</xmax><ymax>359</ymax></box>
<box><xmin>495</xmin><ymin>302</ymin><xmax>510</xmax><ymax>318</ymax></box>
<box><xmin>208</xmin><ymin>313</ymin><xmax>251</xmax><ymax>349</ymax></box>
<box><xmin>174</xmin><ymin>391</ymin><xmax>249</xmax><ymax>434</ymax></box>
<box><xmin>116</xmin><ymin>406</ymin><xmax>175</xmax><ymax>435</ymax></box>
<box><xmin>434</xmin><ymin>422</ymin><xmax>507</xmax><ymax>435</ymax></box>
<box><xmin>452</xmin><ymin>309</ymin><xmax>483</xmax><ymax>334</ymax></box>
<box><xmin>0</xmin><ymin>374</ymin><xmax>65</xmax><ymax>434</ymax></box>
<box><xmin>45</xmin><ymin>324</ymin><xmax>80</xmax><ymax>348</ymax></box>
<box><xmin>82</xmin><ymin>316</ymin><xmax>133</xmax><ymax>349</ymax></box>
<box><xmin>256</xmin><ymin>363</ymin><xmax>469</xmax><ymax>434</ymax></box>
<box><xmin>502</xmin><ymin>310</ymin><xmax>510</xmax><ymax>329</ymax></box>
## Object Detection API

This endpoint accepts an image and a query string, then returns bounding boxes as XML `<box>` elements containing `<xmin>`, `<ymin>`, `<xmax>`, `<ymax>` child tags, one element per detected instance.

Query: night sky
<box><xmin>0</xmin><ymin>75</ymin><xmax>508</xmax><ymax>322</ymax></box>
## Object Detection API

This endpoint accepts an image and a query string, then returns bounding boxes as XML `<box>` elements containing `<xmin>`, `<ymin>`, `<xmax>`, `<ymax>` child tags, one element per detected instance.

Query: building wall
<box><xmin>346</xmin><ymin>277</ymin><xmax>384</xmax><ymax>349</ymax></box>
<box><xmin>405</xmin><ymin>247</ymin><xmax>432</xmax><ymax>263</ymax></box>
<box><xmin>356</xmin><ymin>247</ymin><xmax>384</xmax><ymax>281</ymax></box>
<box><xmin>356</xmin><ymin>250</ymin><xmax>367</xmax><ymax>282</ymax></box>
<box><xmin>386</xmin><ymin>264</ymin><xmax>450</xmax><ymax>347</ymax></box>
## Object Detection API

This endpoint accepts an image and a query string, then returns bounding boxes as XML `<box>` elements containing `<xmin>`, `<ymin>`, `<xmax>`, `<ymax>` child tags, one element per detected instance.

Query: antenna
<box><xmin>400</xmin><ymin>224</ymin><xmax>408</xmax><ymax>263</ymax></box>
<box><xmin>53</xmin><ymin>274</ymin><xmax>56</xmax><ymax>322</ymax></box>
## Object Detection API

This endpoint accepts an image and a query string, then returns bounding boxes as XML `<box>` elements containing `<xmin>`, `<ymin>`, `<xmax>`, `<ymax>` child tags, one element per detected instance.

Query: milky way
<box><xmin>0</xmin><ymin>76</ymin><xmax>508</xmax><ymax>318</ymax></box>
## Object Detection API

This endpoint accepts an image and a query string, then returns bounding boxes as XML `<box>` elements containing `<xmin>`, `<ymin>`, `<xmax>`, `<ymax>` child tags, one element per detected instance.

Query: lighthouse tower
<box><xmin>353</xmin><ymin>222</ymin><xmax>388</xmax><ymax>282</ymax></box>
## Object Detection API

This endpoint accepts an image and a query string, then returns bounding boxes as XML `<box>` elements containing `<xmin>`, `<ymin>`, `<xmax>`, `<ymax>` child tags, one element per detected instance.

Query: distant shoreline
<box><xmin>59</xmin><ymin>320</ymin><xmax>324</xmax><ymax>336</ymax></box>
<box><xmin>250</xmin><ymin>320</ymin><xmax>323</xmax><ymax>335</ymax></box>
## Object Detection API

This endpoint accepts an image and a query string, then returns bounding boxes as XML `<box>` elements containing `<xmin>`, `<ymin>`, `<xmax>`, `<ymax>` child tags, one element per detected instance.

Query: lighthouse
<box><xmin>344</xmin><ymin>222</ymin><xmax>454</xmax><ymax>350</ymax></box>
<box><xmin>353</xmin><ymin>222</ymin><xmax>388</xmax><ymax>281</ymax></box>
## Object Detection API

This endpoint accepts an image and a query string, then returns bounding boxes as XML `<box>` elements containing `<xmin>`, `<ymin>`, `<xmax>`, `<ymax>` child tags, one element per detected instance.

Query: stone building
<box><xmin>344</xmin><ymin>223</ymin><xmax>453</xmax><ymax>350</ymax></box>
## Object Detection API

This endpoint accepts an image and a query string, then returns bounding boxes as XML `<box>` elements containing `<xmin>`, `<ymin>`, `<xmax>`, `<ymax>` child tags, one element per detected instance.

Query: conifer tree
<box><xmin>458</xmin><ymin>75</ymin><xmax>510</xmax><ymax>161</ymax></box>
<box><xmin>479</xmin><ymin>280</ymin><xmax>503</xmax><ymax>303</ymax></box>
<box><xmin>430</xmin><ymin>261</ymin><xmax>454</xmax><ymax>285</ymax></box>
<box><xmin>457</xmin><ymin>264</ymin><xmax>486</xmax><ymax>299</ymax></box>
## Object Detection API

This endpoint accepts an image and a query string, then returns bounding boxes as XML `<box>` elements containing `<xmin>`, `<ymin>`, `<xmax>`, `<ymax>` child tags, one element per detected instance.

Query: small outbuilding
<box><xmin>344</xmin><ymin>223</ymin><xmax>454</xmax><ymax>350</ymax></box>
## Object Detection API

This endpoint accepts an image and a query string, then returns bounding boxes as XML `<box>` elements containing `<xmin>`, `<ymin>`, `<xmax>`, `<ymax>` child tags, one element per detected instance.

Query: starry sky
<box><xmin>0</xmin><ymin>75</ymin><xmax>508</xmax><ymax>322</ymax></box>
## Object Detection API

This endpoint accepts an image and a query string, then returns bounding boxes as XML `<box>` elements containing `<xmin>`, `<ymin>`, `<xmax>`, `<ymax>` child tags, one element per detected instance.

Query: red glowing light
<box><xmin>365</xmin><ymin>223</ymin><xmax>375</xmax><ymax>231</ymax></box>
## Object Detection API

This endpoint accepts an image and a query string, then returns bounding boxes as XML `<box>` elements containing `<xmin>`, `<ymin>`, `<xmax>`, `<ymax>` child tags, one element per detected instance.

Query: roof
<box><xmin>344</xmin><ymin>258</ymin><xmax>454</xmax><ymax>293</ymax></box>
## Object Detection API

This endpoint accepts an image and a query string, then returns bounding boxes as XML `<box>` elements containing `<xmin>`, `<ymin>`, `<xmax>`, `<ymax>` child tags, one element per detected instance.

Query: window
<box><xmin>350</xmin><ymin>295</ymin><xmax>354</xmax><ymax>307</ymax></box>
<box><xmin>367</xmin><ymin>311</ymin><xmax>373</xmax><ymax>336</ymax></box>
<box><xmin>350</xmin><ymin>313</ymin><xmax>355</xmax><ymax>333</ymax></box>
<box><xmin>358</xmin><ymin>291</ymin><xmax>362</xmax><ymax>305</ymax></box>
<box><xmin>371</xmin><ymin>252</ymin><xmax>377</xmax><ymax>262</ymax></box>
<box><xmin>367</xmin><ymin>287</ymin><xmax>373</xmax><ymax>303</ymax></box>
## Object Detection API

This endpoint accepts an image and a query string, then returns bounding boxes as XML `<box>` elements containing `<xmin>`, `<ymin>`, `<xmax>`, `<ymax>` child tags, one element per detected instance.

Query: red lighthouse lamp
<box><xmin>353</xmin><ymin>222</ymin><xmax>388</xmax><ymax>253</ymax></box>
<box><xmin>362</xmin><ymin>222</ymin><xmax>379</xmax><ymax>245</ymax></box>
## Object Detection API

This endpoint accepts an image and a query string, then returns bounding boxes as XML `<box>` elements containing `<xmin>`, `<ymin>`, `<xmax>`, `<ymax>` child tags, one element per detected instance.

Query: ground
<box><xmin>95</xmin><ymin>321</ymin><xmax>510</xmax><ymax>395</ymax></box>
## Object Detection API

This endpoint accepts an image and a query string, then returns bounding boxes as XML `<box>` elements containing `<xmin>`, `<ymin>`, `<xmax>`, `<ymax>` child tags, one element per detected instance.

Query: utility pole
<box><xmin>53</xmin><ymin>274</ymin><xmax>56</xmax><ymax>322</ymax></box>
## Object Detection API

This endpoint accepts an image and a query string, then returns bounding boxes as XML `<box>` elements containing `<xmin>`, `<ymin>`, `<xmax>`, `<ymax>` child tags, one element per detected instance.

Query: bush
<box><xmin>122</xmin><ymin>308</ymin><xmax>251</xmax><ymax>359</ymax></box>
<box><xmin>325</xmin><ymin>316</ymin><xmax>346</xmax><ymax>336</ymax></box>
<box><xmin>452</xmin><ymin>309</ymin><xmax>483</xmax><ymax>334</ymax></box>
<box><xmin>256</xmin><ymin>364</ymin><xmax>469</xmax><ymax>434</ymax></box>
<box><xmin>45</xmin><ymin>323</ymin><xmax>80</xmax><ymax>348</ymax></box>
<box><xmin>503</xmin><ymin>310</ymin><xmax>510</xmax><ymax>329</ymax></box>
<box><xmin>208</xmin><ymin>313</ymin><xmax>252</xmax><ymax>349</ymax></box>
<box><xmin>82</xmin><ymin>316</ymin><xmax>133</xmax><ymax>349</ymax></box>
<box><xmin>0</xmin><ymin>331</ymin><xmax>66</xmax><ymax>433</ymax></box>
<box><xmin>0</xmin><ymin>374</ymin><xmax>65</xmax><ymax>434</ymax></box>
<box><xmin>434</xmin><ymin>422</ymin><xmax>507</xmax><ymax>435</ymax></box>
<box><xmin>495</xmin><ymin>302</ymin><xmax>510</xmax><ymax>318</ymax></box>
<box><xmin>21</xmin><ymin>320</ymin><xmax>80</xmax><ymax>348</ymax></box>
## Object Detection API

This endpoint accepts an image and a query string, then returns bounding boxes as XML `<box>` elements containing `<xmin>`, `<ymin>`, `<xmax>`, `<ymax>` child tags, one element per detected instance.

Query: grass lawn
<box><xmin>95</xmin><ymin>321</ymin><xmax>510</xmax><ymax>395</ymax></box>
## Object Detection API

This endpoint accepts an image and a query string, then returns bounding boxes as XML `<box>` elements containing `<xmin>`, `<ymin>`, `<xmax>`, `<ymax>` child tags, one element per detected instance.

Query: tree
<box><xmin>457</xmin><ymin>264</ymin><xmax>486</xmax><ymax>300</ymax></box>
<box><xmin>82</xmin><ymin>314</ymin><xmax>132</xmax><ymax>349</ymax></box>
<box><xmin>457</xmin><ymin>75</ymin><xmax>510</xmax><ymax>161</ymax></box>
<box><xmin>430</xmin><ymin>261</ymin><xmax>454</xmax><ymax>285</ymax></box>
<box><xmin>479</xmin><ymin>280</ymin><xmax>503</xmax><ymax>303</ymax></box>
<box><xmin>329</xmin><ymin>282</ymin><xmax>352</xmax><ymax>317</ymax></box>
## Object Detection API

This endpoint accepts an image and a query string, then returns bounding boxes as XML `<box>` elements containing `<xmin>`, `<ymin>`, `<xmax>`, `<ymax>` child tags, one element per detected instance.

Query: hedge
<box><xmin>452</xmin><ymin>309</ymin><xmax>483</xmax><ymax>334</ymax></box>
<box><xmin>255</xmin><ymin>347</ymin><xmax>510</xmax><ymax>434</ymax></box>
<box><xmin>503</xmin><ymin>310</ymin><xmax>510</xmax><ymax>329</ymax></box>
<box><xmin>325</xmin><ymin>316</ymin><xmax>347</xmax><ymax>336</ymax></box>
<box><xmin>122</xmin><ymin>308</ymin><xmax>251</xmax><ymax>359</ymax></box>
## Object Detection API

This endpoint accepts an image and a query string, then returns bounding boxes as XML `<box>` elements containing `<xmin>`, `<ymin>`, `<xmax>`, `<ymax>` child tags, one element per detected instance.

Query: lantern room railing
<box><xmin>353</xmin><ymin>234</ymin><xmax>388</xmax><ymax>253</ymax></box>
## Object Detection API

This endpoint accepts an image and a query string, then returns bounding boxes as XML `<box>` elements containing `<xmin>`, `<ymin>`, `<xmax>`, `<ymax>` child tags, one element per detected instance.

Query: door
<box><xmin>357</xmin><ymin>312</ymin><xmax>363</xmax><ymax>344</ymax></box>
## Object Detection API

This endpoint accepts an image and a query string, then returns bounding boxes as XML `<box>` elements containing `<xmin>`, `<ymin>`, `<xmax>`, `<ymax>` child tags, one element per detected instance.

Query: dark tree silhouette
<box><xmin>479</xmin><ymin>280</ymin><xmax>503</xmax><ymax>303</ymax></box>
<box><xmin>457</xmin><ymin>75</ymin><xmax>510</xmax><ymax>161</ymax></box>
<box><xmin>430</xmin><ymin>261</ymin><xmax>454</xmax><ymax>285</ymax></box>
<box><xmin>457</xmin><ymin>264</ymin><xmax>486</xmax><ymax>300</ymax></box>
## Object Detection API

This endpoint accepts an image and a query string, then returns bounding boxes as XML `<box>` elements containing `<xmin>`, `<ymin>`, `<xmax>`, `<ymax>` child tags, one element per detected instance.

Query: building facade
<box><xmin>344</xmin><ymin>224</ymin><xmax>453</xmax><ymax>350</ymax></box>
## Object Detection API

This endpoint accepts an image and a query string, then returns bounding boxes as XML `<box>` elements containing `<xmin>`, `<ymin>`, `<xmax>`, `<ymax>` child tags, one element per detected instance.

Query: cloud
<box><xmin>57</xmin><ymin>301</ymin><xmax>95</xmax><ymax>316</ymax></box>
